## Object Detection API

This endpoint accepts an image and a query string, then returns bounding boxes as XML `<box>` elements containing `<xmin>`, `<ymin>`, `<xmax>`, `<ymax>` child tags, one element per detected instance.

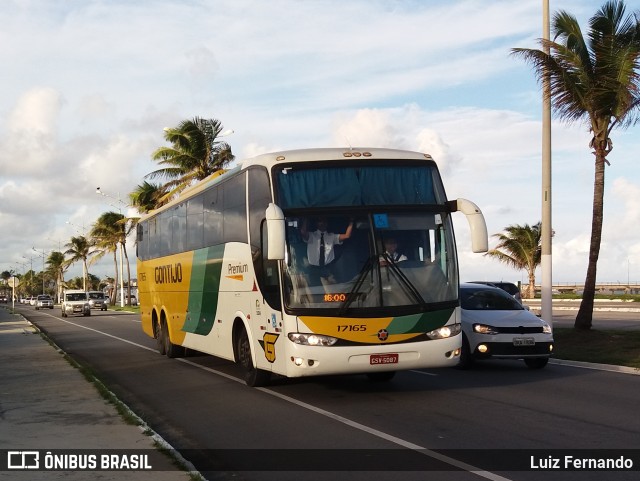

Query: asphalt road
<box><xmin>14</xmin><ymin>305</ymin><xmax>640</xmax><ymax>481</ymax></box>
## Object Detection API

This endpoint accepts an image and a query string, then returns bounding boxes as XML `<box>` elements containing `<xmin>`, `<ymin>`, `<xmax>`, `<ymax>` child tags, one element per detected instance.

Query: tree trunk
<box><xmin>112</xmin><ymin>250</ymin><xmax>118</xmax><ymax>305</ymax></box>
<box><xmin>122</xmin><ymin>243</ymin><xmax>132</xmax><ymax>306</ymax></box>
<box><xmin>575</xmin><ymin>148</ymin><xmax>607</xmax><ymax>330</ymax></box>
<box><xmin>528</xmin><ymin>271</ymin><xmax>536</xmax><ymax>299</ymax></box>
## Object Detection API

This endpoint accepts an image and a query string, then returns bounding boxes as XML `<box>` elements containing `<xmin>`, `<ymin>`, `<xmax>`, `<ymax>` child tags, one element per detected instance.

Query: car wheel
<box><xmin>236</xmin><ymin>326</ymin><xmax>270</xmax><ymax>387</ymax></box>
<box><xmin>456</xmin><ymin>334</ymin><xmax>473</xmax><ymax>370</ymax></box>
<box><xmin>524</xmin><ymin>357</ymin><xmax>549</xmax><ymax>369</ymax></box>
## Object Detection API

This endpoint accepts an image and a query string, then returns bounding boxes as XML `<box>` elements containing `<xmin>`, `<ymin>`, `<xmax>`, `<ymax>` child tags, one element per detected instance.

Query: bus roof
<box><xmin>239</xmin><ymin>147</ymin><xmax>434</xmax><ymax>169</ymax></box>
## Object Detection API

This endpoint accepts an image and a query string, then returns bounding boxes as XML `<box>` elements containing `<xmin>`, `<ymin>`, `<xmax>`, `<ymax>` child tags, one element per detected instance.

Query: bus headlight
<box><xmin>288</xmin><ymin>333</ymin><xmax>338</xmax><ymax>346</ymax></box>
<box><xmin>426</xmin><ymin>323</ymin><xmax>461</xmax><ymax>340</ymax></box>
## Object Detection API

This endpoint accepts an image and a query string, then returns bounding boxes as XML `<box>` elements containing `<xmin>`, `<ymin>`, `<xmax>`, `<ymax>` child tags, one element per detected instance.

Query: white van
<box><xmin>61</xmin><ymin>290</ymin><xmax>91</xmax><ymax>317</ymax></box>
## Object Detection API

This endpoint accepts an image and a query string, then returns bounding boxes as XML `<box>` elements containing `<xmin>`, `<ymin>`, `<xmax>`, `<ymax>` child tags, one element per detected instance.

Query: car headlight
<box><xmin>473</xmin><ymin>324</ymin><xmax>500</xmax><ymax>335</ymax></box>
<box><xmin>541</xmin><ymin>321</ymin><xmax>552</xmax><ymax>334</ymax></box>
<box><xmin>288</xmin><ymin>333</ymin><xmax>338</xmax><ymax>346</ymax></box>
<box><xmin>426</xmin><ymin>323</ymin><xmax>461</xmax><ymax>340</ymax></box>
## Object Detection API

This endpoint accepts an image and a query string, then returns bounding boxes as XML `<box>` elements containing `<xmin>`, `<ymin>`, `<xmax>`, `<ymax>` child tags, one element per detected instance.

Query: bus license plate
<box><xmin>513</xmin><ymin>337</ymin><xmax>535</xmax><ymax>346</ymax></box>
<box><xmin>370</xmin><ymin>353</ymin><xmax>399</xmax><ymax>365</ymax></box>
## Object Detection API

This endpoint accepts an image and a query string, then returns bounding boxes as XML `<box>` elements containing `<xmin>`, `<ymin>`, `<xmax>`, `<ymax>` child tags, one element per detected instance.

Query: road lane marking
<box><xmin>410</xmin><ymin>369</ymin><xmax>438</xmax><ymax>376</ymax></box>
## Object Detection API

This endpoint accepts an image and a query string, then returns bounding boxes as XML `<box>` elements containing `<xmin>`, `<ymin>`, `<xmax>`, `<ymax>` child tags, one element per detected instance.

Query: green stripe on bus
<box><xmin>182</xmin><ymin>245</ymin><xmax>224</xmax><ymax>335</ymax></box>
<box><xmin>386</xmin><ymin>308</ymin><xmax>455</xmax><ymax>334</ymax></box>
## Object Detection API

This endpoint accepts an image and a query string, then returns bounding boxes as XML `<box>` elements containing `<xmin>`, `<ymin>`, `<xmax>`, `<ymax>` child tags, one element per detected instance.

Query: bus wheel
<box><xmin>236</xmin><ymin>327</ymin><xmax>271</xmax><ymax>387</ymax></box>
<box><xmin>366</xmin><ymin>371</ymin><xmax>396</xmax><ymax>382</ymax></box>
<box><xmin>162</xmin><ymin>319</ymin><xmax>183</xmax><ymax>359</ymax></box>
<box><xmin>156</xmin><ymin>320</ymin><xmax>166</xmax><ymax>355</ymax></box>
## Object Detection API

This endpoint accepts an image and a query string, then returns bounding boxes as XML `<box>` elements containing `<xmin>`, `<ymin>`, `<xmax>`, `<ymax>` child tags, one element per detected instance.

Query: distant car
<box><xmin>87</xmin><ymin>291</ymin><xmax>108</xmax><ymax>311</ymax></box>
<box><xmin>35</xmin><ymin>295</ymin><xmax>54</xmax><ymax>310</ymax></box>
<box><xmin>122</xmin><ymin>294</ymin><xmax>137</xmax><ymax>306</ymax></box>
<box><xmin>0</xmin><ymin>295</ymin><xmax>7</xmax><ymax>303</ymax></box>
<box><xmin>468</xmin><ymin>281</ymin><xmax>523</xmax><ymax>304</ymax></box>
<box><xmin>29</xmin><ymin>296</ymin><xmax>37</xmax><ymax>306</ymax></box>
<box><xmin>458</xmin><ymin>283</ymin><xmax>553</xmax><ymax>369</ymax></box>
<box><xmin>61</xmin><ymin>290</ymin><xmax>91</xmax><ymax>317</ymax></box>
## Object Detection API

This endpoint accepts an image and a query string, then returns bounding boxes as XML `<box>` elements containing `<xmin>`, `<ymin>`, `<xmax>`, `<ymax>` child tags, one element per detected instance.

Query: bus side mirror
<box><xmin>265</xmin><ymin>203</ymin><xmax>286</xmax><ymax>260</ymax></box>
<box><xmin>449</xmin><ymin>198</ymin><xmax>488</xmax><ymax>253</ymax></box>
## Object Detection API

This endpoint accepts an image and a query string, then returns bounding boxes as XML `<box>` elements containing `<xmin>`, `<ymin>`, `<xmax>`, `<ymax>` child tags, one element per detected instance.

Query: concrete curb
<box><xmin>550</xmin><ymin>358</ymin><xmax>640</xmax><ymax>376</ymax></box>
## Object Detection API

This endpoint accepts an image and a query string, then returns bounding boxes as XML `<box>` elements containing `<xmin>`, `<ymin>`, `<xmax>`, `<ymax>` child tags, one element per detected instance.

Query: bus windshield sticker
<box><xmin>373</xmin><ymin>214</ymin><xmax>389</xmax><ymax>228</ymax></box>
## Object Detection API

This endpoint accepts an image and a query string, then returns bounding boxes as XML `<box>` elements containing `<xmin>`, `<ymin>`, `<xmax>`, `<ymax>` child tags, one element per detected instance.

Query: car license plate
<box><xmin>513</xmin><ymin>337</ymin><xmax>535</xmax><ymax>346</ymax></box>
<box><xmin>370</xmin><ymin>353</ymin><xmax>399</xmax><ymax>365</ymax></box>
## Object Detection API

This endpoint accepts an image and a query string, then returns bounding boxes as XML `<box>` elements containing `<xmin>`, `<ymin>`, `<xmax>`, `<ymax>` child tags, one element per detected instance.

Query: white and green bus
<box><xmin>136</xmin><ymin>148</ymin><xmax>488</xmax><ymax>386</ymax></box>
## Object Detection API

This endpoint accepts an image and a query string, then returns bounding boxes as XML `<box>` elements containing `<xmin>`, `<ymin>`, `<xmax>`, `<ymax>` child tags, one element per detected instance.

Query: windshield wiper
<box><xmin>381</xmin><ymin>254</ymin><xmax>427</xmax><ymax>308</ymax></box>
<box><xmin>338</xmin><ymin>254</ymin><xmax>378</xmax><ymax>314</ymax></box>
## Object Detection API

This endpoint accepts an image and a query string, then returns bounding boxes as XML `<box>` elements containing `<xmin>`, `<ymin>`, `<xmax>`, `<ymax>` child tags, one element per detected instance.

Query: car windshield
<box><xmin>88</xmin><ymin>293</ymin><xmax>104</xmax><ymax>299</ymax></box>
<box><xmin>37</xmin><ymin>295</ymin><xmax>50</xmax><ymax>300</ymax></box>
<box><xmin>461</xmin><ymin>287</ymin><xmax>523</xmax><ymax>311</ymax></box>
<box><xmin>66</xmin><ymin>293</ymin><xmax>86</xmax><ymax>301</ymax></box>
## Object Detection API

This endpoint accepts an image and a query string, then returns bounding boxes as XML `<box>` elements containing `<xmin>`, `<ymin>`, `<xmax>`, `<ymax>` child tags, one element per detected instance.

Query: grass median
<box><xmin>552</xmin><ymin>328</ymin><xmax>640</xmax><ymax>369</ymax></box>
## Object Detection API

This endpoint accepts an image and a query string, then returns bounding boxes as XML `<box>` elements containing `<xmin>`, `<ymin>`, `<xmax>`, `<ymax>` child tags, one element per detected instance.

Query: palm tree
<box><xmin>90</xmin><ymin>211</ymin><xmax>134</xmax><ymax>306</ymax></box>
<box><xmin>129</xmin><ymin>180</ymin><xmax>169</xmax><ymax>214</ymax></box>
<box><xmin>90</xmin><ymin>212</ymin><xmax>122</xmax><ymax>305</ymax></box>
<box><xmin>512</xmin><ymin>0</ymin><xmax>640</xmax><ymax>329</ymax></box>
<box><xmin>146</xmin><ymin>117</ymin><xmax>234</xmax><ymax>198</ymax></box>
<box><xmin>485</xmin><ymin>223</ymin><xmax>542</xmax><ymax>299</ymax></box>
<box><xmin>46</xmin><ymin>251</ymin><xmax>67</xmax><ymax>303</ymax></box>
<box><xmin>63</xmin><ymin>236</ymin><xmax>94</xmax><ymax>292</ymax></box>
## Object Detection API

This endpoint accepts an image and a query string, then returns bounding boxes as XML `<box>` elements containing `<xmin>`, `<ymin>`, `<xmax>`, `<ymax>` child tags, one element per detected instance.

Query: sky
<box><xmin>1</xmin><ymin>0</ymin><xmax>640</xmax><ymax>288</ymax></box>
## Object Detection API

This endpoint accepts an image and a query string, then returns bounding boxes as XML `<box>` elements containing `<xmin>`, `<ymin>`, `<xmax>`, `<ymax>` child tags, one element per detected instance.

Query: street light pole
<box><xmin>541</xmin><ymin>0</ymin><xmax>553</xmax><ymax>327</ymax></box>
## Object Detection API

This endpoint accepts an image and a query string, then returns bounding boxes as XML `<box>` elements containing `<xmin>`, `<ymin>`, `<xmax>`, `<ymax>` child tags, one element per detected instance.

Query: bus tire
<box><xmin>236</xmin><ymin>327</ymin><xmax>271</xmax><ymax>387</ymax></box>
<box><xmin>161</xmin><ymin>317</ymin><xmax>183</xmax><ymax>359</ymax></box>
<box><xmin>156</xmin><ymin>319</ymin><xmax>166</xmax><ymax>356</ymax></box>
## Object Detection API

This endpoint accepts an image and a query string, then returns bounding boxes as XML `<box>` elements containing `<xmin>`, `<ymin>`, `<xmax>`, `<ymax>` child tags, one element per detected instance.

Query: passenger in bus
<box><xmin>300</xmin><ymin>216</ymin><xmax>354</xmax><ymax>285</ymax></box>
<box><xmin>379</xmin><ymin>237</ymin><xmax>407</xmax><ymax>266</ymax></box>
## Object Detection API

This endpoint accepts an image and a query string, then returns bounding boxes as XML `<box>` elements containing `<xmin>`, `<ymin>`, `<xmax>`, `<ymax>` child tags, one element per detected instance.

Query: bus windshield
<box><xmin>282</xmin><ymin>211</ymin><xmax>458</xmax><ymax>313</ymax></box>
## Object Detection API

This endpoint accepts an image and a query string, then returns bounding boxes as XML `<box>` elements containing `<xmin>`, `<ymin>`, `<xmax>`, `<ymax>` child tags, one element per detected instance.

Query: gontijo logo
<box><xmin>154</xmin><ymin>263</ymin><xmax>183</xmax><ymax>284</ymax></box>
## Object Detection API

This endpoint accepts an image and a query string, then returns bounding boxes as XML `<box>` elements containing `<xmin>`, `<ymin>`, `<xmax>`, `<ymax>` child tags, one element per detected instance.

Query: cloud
<box><xmin>0</xmin><ymin>88</ymin><xmax>64</xmax><ymax>176</ymax></box>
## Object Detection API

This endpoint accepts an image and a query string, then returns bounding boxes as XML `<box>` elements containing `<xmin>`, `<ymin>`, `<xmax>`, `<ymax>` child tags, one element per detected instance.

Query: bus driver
<box><xmin>301</xmin><ymin>216</ymin><xmax>353</xmax><ymax>285</ymax></box>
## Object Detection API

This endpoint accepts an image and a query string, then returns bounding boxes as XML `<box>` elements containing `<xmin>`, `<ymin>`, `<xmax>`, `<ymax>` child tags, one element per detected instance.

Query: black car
<box><xmin>468</xmin><ymin>281</ymin><xmax>523</xmax><ymax>304</ymax></box>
